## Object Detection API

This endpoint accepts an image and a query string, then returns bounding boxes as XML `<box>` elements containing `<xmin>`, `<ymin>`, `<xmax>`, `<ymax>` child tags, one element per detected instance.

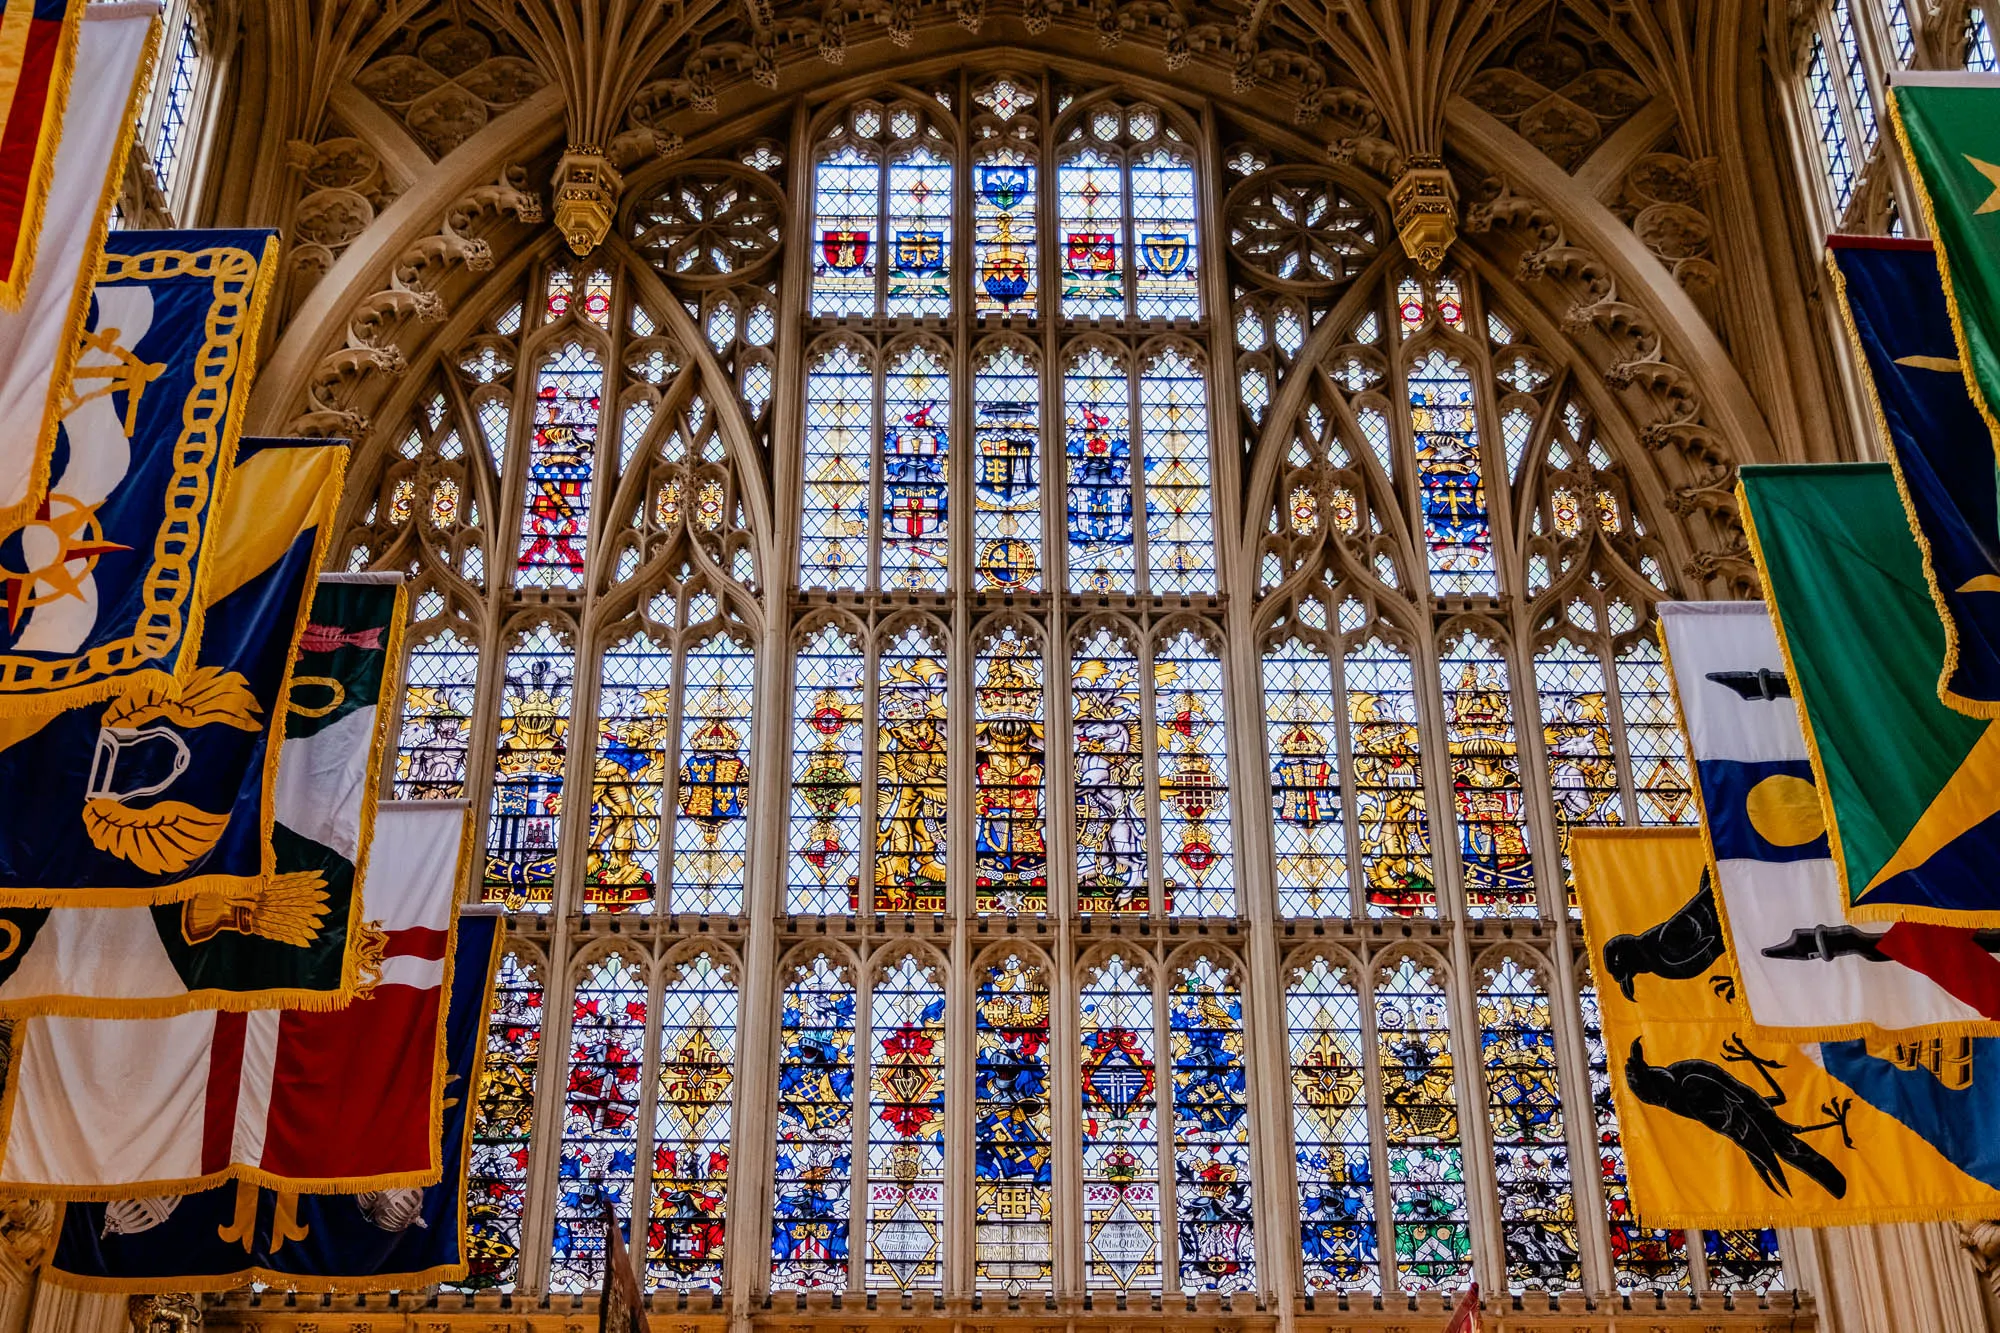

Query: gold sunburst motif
<box><xmin>0</xmin><ymin>493</ymin><xmax>130</xmax><ymax>631</ymax></box>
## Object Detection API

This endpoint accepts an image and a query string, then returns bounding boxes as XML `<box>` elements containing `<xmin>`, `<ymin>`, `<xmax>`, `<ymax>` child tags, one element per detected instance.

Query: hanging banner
<box><xmin>43</xmin><ymin>910</ymin><xmax>501</xmax><ymax>1293</ymax></box>
<box><xmin>0</xmin><ymin>574</ymin><xmax>405</xmax><ymax>1016</ymax></box>
<box><xmin>1575</xmin><ymin>827</ymin><xmax>2000</xmax><ymax>1228</ymax></box>
<box><xmin>0</xmin><ymin>438</ymin><xmax>343</xmax><ymax>909</ymax></box>
<box><xmin>0</xmin><ymin>801</ymin><xmax>472</xmax><ymax>1197</ymax></box>
<box><xmin>1657</xmin><ymin>600</ymin><xmax>2000</xmax><ymax>1035</ymax></box>
<box><xmin>0</xmin><ymin>225</ymin><xmax>282</xmax><ymax>714</ymax></box>
<box><xmin>0</xmin><ymin>2</ymin><xmax>152</xmax><ymax>533</ymax></box>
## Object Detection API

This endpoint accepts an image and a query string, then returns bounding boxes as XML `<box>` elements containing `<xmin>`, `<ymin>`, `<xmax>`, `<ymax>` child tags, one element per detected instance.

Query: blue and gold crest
<box><xmin>892</xmin><ymin>229</ymin><xmax>944</xmax><ymax>275</ymax></box>
<box><xmin>1140</xmin><ymin>230</ymin><xmax>1191</xmax><ymax>277</ymax></box>
<box><xmin>0</xmin><ymin>229</ymin><xmax>280</xmax><ymax>714</ymax></box>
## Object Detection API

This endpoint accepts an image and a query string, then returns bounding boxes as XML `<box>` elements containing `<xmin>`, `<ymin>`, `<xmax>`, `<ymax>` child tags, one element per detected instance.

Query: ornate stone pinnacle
<box><xmin>552</xmin><ymin>148</ymin><xmax>623</xmax><ymax>256</ymax></box>
<box><xmin>1389</xmin><ymin>155</ymin><xmax>1457</xmax><ymax>271</ymax></box>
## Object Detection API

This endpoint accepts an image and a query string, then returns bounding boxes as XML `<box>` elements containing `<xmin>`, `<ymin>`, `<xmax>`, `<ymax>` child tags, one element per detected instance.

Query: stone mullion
<box><xmin>1443</xmin><ymin>928</ymin><xmax>1505</xmax><ymax>1299</ymax></box>
<box><xmin>1600</xmin><ymin>634</ymin><xmax>1642</xmax><ymax>827</ymax></box>
<box><xmin>1138</xmin><ymin>620</ymin><xmax>1167</xmax><ymax>920</ymax></box>
<box><xmin>1352</xmin><ymin>950</ymin><xmax>1399</xmax><ymax>1298</ymax></box>
<box><xmin>1151</xmin><ymin>945</ymin><xmax>1180</xmax><ymax>1293</ymax></box>
<box><xmin>1328</xmin><ymin>626</ymin><xmax>1367</xmax><ymax>926</ymax></box>
<box><xmin>1048</xmin><ymin>909</ymin><xmax>1083</xmax><ymax>1297</ymax></box>
<box><xmin>846</xmin><ymin>956</ymin><xmax>875</xmax><ymax>1293</ymax></box>
<box><xmin>628</xmin><ymin>949</ymin><xmax>669</xmax><ymax>1290</ymax></box>
<box><xmin>946</xmin><ymin>936</ymin><xmax>974</xmax><ymax>1300</ymax></box>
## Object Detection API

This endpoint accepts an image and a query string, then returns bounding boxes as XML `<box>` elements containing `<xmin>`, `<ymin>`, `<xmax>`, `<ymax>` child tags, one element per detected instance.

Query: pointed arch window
<box><xmin>1533</xmin><ymin>632</ymin><xmax>1622</xmax><ymax>891</ymax></box>
<box><xmin>1350</xmin><ymin>636</ymin><xmax>1437</xmax><ymax>919</ymax></box>
<box><xmin>1576</xmin><ymin>977</ymin><xmax>1690</xmax><ymax>1292</ymax></box>
<box><xmin>394</xmin><ymin>627</ymin><xmax>479</xmax><ymax>801</ymax></box>
<box><xmin>881</xmin><ymin>343</ymin><xmax>951</xmax><ymax>591</ymax></box>
<box><xmin>801</xmin><ymin>342</ymin><xmax>874</xmax><ymax>589</ymax></box>
<box><xmin>974</xmin><ymin>143</ymin><xmax>1038</xmax><ymax>316</ymax></box>
<box><xmin>772</xmin><ymin>952</ymin><xmax>857</xmax><ymax>1291</ymax></box>
<box><xmin>550</xmin><ymin>952</ymin><xmax>647</xmax><ymax>1292</ymax></box>
<box><xmin>515</xmin><ymin>341</ymin><xmax>605</xmax><ymax>591</ymax></box>
<box><xmin>1064</xmin><ymin>344</ymin><xmax>1136</xmax><ymax>593</ymax></box>
<box><xmin>1071</xmin><ymin>626</ymin><xmax>1149</xmax><ymax>914</ymax></box>
<box><xmin>1376</xmin><ymin>954</ymin><xmax>1471</xmax><ymax>1291</ymax></box>
<box><xmin>875</xmin><ymin>624</ymin><xmax>950</xmax><ymax>912</ymax></box>
<box><xmin>484</xmin><ymin>625</ymin><xmax>575</xmax><ymax>911</ymax></box>
<box><xmin>1478</xmin><ymin>957</ymin><xmax>1580</xmax><ymax>1292</ymax></box>
<box><xmin>1140</xmin><ymin>345</ymin><xmax>1215</xmax><ymax>595</ymax></box>
<box><xmin>810</xmin><ymin>100</ymin><xmax>954</xmax><ymax>318</ymax></box>
<box><xmin>974</xmin><ymin>952</ymin><xmax>1054</xmax><ymax>1292</ymax></box>
<box><xmin>868</xmin><ymin>951</ymin><xmax>948</xmax><ymax>1291</ymax></box>
<box><xmin>788</xmin><ymin>625</ymin><xmax>865</xmax><ymax>914</ymax></box>
<box><xmin>1264</xmin><ymin>637</ymin><xmax>1349</xmax><ymax>917</ymax></box>
<box><xmin>458</xmin><ymin>950</ymin><xmax>545</xmax><ymax>1292</ymax></box>
<box><xmin>1170</xmin><ymin>957</ymin><xmax>1256</xmax><ymax>1292</ymax></box>
<box><xmin>1157</xmin><ymin>630</ymin><xmax>1234</xmax><ymax>916</ymax></box>
<box><xmin>649</xmin><ymin>951</ymin><xmax>737</xmax><ymax>1291</ymax></box>
<box><xmin>1056</xmin><ymin>101</ymin><xmax>1200</xmax><ymax>321</ymax></box>
<box><xmin>973</xmin><ymin>623</ymin><xmax>1049</xmax><ymax>915</ymax></box>
<box><xmin>1408</xmin><ymin>349</ymin><xmax>1496</xmax><ymax>598</ymax></box>
<box><xmin>1439</xmin><ymin>631</ymin><xmax>1535</xmax><ymax>918</ymax></box>
<box><xmin>1287</xmin><ymin>955</ymin><xmax>1377</xmax><ymax>1294</ymax></box>
<box><xmin>972</xmin><ymin>342</ymin><xmax>1043</xmax><ymax>591</ymax></box>
<box><xmin>669</xmin><ymin>633</ymin><xmax>756</xmax><ymax>913</ymax></box>
<box><xmin>1079</xmin><ymin>953</ymin><xmax>1161</xmax><ymax>1290</ymax></box>
<box><xmin>589</xmin><ymin>632</ymin><xmax>675</xmax><ymax>912</ymax></box>
<box><xmin>1616</xmin><ymin>638</ymin><xmax>1695</xmax><ymax>828</ymax></box>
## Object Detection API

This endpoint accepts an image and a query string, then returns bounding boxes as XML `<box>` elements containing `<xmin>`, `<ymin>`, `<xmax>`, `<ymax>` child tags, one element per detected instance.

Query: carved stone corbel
<box><xmin>551</xmin><ymin>148</ymin><xmax>622</xmax><ymax>256</ymax></box>
<box><xmin>1389</xmin><ymin>156</ymin><xmax>1458</xmax><ymax>270</ymax></box>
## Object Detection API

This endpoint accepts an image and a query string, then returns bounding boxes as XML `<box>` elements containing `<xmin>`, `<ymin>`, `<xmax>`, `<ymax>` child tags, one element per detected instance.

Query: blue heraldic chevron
<box><xmin>0</xmin><ymin>228</ymin><xmax>280</xmax><ymax>711</ymax></box>
<box><xmin>46</xmin><ymin>911</ymin><xmax>504</xmax><ymax>1292</ymax></box>
<box><xmin>0</xmin><ymin>436</ymin><xmax>343</xmax><ymax>907</ymax></box>
<box><xmin>1827</xmin><ymin>236</ymin><xmax>2000</xmax><ymax>715</ymax></box>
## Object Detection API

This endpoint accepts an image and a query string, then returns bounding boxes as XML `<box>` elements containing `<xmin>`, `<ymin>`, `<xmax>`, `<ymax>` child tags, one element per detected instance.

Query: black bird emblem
<box><xmin>1625</xmin><ymin>1035</ymin><xmax>1852</xmax><ymax>1199</ymax></box>
<box><xmin>1706</xmin><ymin>669</ymin><xmax>1791</xmax><ymax>701</ymax></box>
<box><xmin>1602</xmin><ymin>867</ymin><xmax>1726</xmax><ymax>1000</ymax></box>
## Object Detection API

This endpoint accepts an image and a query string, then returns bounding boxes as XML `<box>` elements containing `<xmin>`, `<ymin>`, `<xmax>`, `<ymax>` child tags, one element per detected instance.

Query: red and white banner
<box><xmin>0</xmin><ymin>801</ymin><xmax>470</xmax><ymax>1197</ymax></box>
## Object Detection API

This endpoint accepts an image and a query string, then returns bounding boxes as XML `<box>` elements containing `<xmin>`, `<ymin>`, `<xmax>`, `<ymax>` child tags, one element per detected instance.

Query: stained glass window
<box><xmin>1140</xmin><ymin>346</ymin><xmax>1214</xmax><ymax>595</ymax></box>
<box><xmin>1478</xmin><ymin>957</ymin><xmax>1579</xmax><ymax>1292</ymax></box>
<box><xmin>1832</xmin><ymin>0</ymin><xmax>1878</xmax><ymax>150</ymax></box>
<box><xmin>1885</xmin><ymin>0</ymin><xmax>1914</xmax><ymax>63</ymax></box>
<box><xmin>1072</xmin><ymin>626</ymin><xmax>1148</xmax><ymax>914</ymax></box>
<box><xmin>150</xmin><ymin>17</ymin><xmax>199</xmax><ymax>192</ymax></box>
<box><xmin>1577</xmin><ymin>979</ymin><xmax>1690</xmax><ymax>1292</ymax></box>
<box><xmin>1706</xmin><ymin>1227</ymin><xmax>1788</xmax><ymax>1292</ymax></box>
<box><xmin>1807</xmin><ymin>36</ymin><xmax>1857</xmax><ymax>211</ymax></box>
<box><xmin>515</xmin><ymin>341</ymin><xmax>604</xmax><ymax>591</ymax></box>
<box><xmin>1348</xmin><ymin>637</ymin><xmax>1436</xmax><ymax>919</ymax></box>
<box><xmin>1974</xmin><ymin>6</ymin><xmax>2000</xmax><ymax>68</ymax></box>
<box><xmin>1065</xmin><ymin>344</ymin><xmax>1136</xmax><ymax>594</ymax></box>
<box><xmin>974</xmin><ymin>952</ymin><xmax>1054</xmax><ymax>1292</ymax></box>
<box><xmin>485</xmin><ymin>625</ymin><xmax>575</xmax><ymax>911</ymax></box>
<box><xmin>972</xmin><ymin>343</ymin><xmax>1042</xmax><ymax>592</ymax></box>
<box><xmin>975</xmin><ymin>147</ymin><xmax>1038</xmax><ymax>316</ymax></box>
<box><xmin>812</xmin><ymin>143</ymin><xmax>879</xmax><ymax>316</ymax></box>
<box><xmin>868</xmin><ymin>952</ymin><xmax>947</xmax><ymax>1290</ymax></box>
<box><xmin>1079</xmin><ymin>954</ymin><xmax>1160</xmax><ymax>1289</ymax></box>
<box><xmin>789</xmin><ymin>625</ymin><xmax>865</xmax><ymax>914</ymax></box>
<box><xmin>881</xmin><ymin>344</ymin><xmax>950</xmax><ymax>591</ymax></box>
<box><xmin>1377</xmin><ymin>954</ymin><xmax>1471</xmax><ymax>1292</ymax></box>
<box><xmin>1266</xmin><ymin>638</ymin><xmax>1346</xmax><ymax>917</ymax></box>
<box><xmin>588</xmin><ymin>633</ymin><xmax>674</xmax><ymax>912</ymax></box>
<box><xmin>459</xmin><ymin>951</ymin><xmax>544</xmax><ymax>1292</ymax></box>
<box><xmin>875</xmin><ymin>625</ymin><xmax>949</xmax><ymax>913</ymax></box>
<box><xmin>1059</xmin><ymin>148</ymin><xmax>1124</xmax><ymax>318</ymax></box>
<box><xmin>1440</xmin><ymin>632</ymin><xmax>1535</xmax><ymax>918</ymax></box>
<box><xmin>648</xmin><ymin>951</ymin><xmax>736</xmax><ymax>1291</ymax></box>
<box><xmin>1534</xmin><ymin>636</ymin><xmax>1621</xmax><ymax>900</ymax></box>
<box><xmin>394</xmin><ymin>629</ymin><xmax>479</xmax><ymax>801</ymax></box>
<box><xmin>772</xmin><ymin>953</ymin><xmax>856</xmax><ymax>1291</ymax></box>
<box><xmin>1617</xmin><ymin>639</ymin><xmax>1696</xmax><ymax>827</ymax></box>
<box><xmin>1409</xmin><ymin>350</ymin><xmax>1496</xmax><ymax>597</ymax></box>
<box><xmin>550</xmin><ymin>952</ymin><xmax>647</xmax><ymax>1293</ymax></box>
<box><xmin>1132</xmin><ymin>148</ymin><xmax>1199</xmax><ymax>320</ymax></box>
<box><xmin>887</xmin><ymin>145</ymin><xmax>952</xmax><ymax>317</ymax></box>
<box><xmin>1156</xmin><ymin>630</ymin><xmax>1234</xmax><ymax>917</ymax></box>
<box><xmin>1287</xmin><ymin>956</ymin><xmax>1377</xmax><ymax>1294</ymax></box>
<box><xmin>801</xmin><ymin>343</ymin><xmax>873</xmax><ymax>589</ymax></box>
<box><xmin>669</xmin><ymin>634</ymin><xmax>755</xmax><ymax>914</ymax></box>
<box><xmin>1170</xmin><ymin>957</ymin><xmax>1255</xmax><ymax>1291</ymax></box>
<box><xmin>974</xmin><ymin>624</ymin><xmax>1048</xmax><ymax>915</ymax></box>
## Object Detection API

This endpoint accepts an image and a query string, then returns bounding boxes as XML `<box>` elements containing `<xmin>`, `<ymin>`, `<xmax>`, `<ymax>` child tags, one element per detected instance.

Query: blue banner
<box><xmin>1827</xmin><ymin>235</ymin><xmax>2000</xmax><ymax>715</ymax></box>
<box><xmin>45</xmin><ymin>911</ymin><xmax>502</xmax><ymax>1292</ymax></box>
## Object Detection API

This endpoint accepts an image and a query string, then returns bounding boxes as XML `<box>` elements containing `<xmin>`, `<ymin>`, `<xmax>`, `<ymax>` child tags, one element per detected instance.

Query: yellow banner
<box><xmin>1574</xmin><ymin>827</ymin><xmax>2000</xmax><ymax>1227</ymax></box>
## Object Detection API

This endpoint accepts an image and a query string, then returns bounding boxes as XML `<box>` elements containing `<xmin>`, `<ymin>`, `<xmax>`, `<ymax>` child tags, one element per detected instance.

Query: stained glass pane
<box><xmin>1617</xmin><ymin>640</ymin><xmax>1696</xmax><ymax>828</ymax></box>
<box><xmin>1060</xmin><ymin>148</ymin><xmax>1123</xmax><ymax>318</ymax></box>
<box><xmin>670</xmin><ymin>635</ymin><xmax>755</xmax><ymax>914</ymax></box>
<box><xmin>1409</xmin><ymin>350</ymin><xmax>1496</xmax><ymax>597</ymax></box>
<box><xmin>1577</xmin><ymin>980</ymin><xmax>1689</xmax><ymax>1293</ymax></box>
<box><xmin>1885</xmin><ymin>0</ymin><xmax>1914</xmax><ymax>61</ymax></box>
<box><xmin>648</xmin><ymin>952</ymin><xmax>735</xmax><ymax>1290</ymax></box>
<box><xmin>1440</xmin><ymin>633</ymin><xmax>1535</xmax><ymax>918</ymax></box>
<box><xmin>550</xmin><ymin>953</ymin><xmax>647</xmax><ymax>1293</ymax></box>
<box><xmin>1132</xmin><ymin>149</ymin><xmax>1199</xmax><ymax>320</ymax></box>
<box><xmin>1157</xmin><ymin>631</ymin><xmax>1233</xmax><ymax>916</ymax></box>
<box><xmin>887</xmin><ymin>145</ymin><xmax>951</xmax><ymax>317</ymax></box>
<box><xmin>876</xmin><ymin>626</ymin><xmax>949</xmax><ymax>912</ymax></box>
<box><xmin>975</xmin><ymin>626</ymin><xmax>1048</xmax><ymax>914</ymax></box>
<box><xmin>789</xmin><ymin>626</ymin><xmax>865</xmax><ymax>914</ymax></box>
<box><xmin>975</xmin><ymin>148</ymin><xmax>1037</xmax><ymax>316</ymax></box>
<box><xmin>150</xmin><ymin>18</ymin><xmax>199</xmax><ymax>191</ymax></box>
<box><xmin>1266</xmin><ymin>640</ymin><xmax>1348</xmax><ymax>917</ymax></box>
<box><xmin>881</xmin><ymin>344</ymin><xmax>950</xmax><ymax>591</ymax></box>
<box><xmin>587</xmin><ymin>633</ymin><xmax>672</xmax><ymax>912</ymax></box>
<box><xmin>1808</xmin><ymin>36</ymin><xmax>1856</xmax><ymax>211</ymax></box>
<box><xmin>772</xmin><ymin>954</ymin><xmax>856</xmax><ymax>1291</ymax></box>
<box><xmin>1288</xmin><ymin>957</ymin><xmax>1377</xmax><ymax>1294</ymax></box>
<box><xmin>1065</xmin><ymin>346</ymin><xmax>1135</xmax><ymax>594</ymax></box>
<box><xmin>973</xmin><ymin>344</ymin><xmax>1043</xmax><ymax>592</ymax></box>
<box><xmin>974</xmin><ymin>953</ymin><xmax>1054</xmax><ymax>1291</ymax></box>
<box><xmin>394</xmin><ymin>629</ymin><xmax>479</xmax><ymax>800</ymax></box>
<box><xmin>813</xmin><ymin>144</ymin><xmax>879</xmax><ymax>317</ymax></box>
<box><xmin>1973</xmin><ymin>6</ymin><xmax>1999</xmax><ymax>69</ymax></box>
<box><xmin>1534</xmin><ymin>637</ymin><xmax>1621</xmax><ymax>909</ymax></box>
<box><xmin>457</xmin><ymin>952</ymin><xmax>543</xmax><ymax>1291</ymax></box>
<box><xmin>1832</xmin><ymin>0</ymin><xmax>1878</xmax><ymax>152</ymax></box>
<box><xmin>1080</xmin><ymin>955</ymin><xmax>1160</xmax><ymax>1289</ymax></box>
<box><xmin>802</xmin><ymin>344</ymin><xmax>873</xmax><ymax>589</ymax></box>
<box><xmin>1170</xmin><ymin>958</ymin><xmax>1255</xmax><ymax>1292</ymax></box>
<box><xmin>1479</xmin><ymin>958</ymin><xmax>1580</xmax><ymax>1292</ymax></box>
<box><xmin>515</xmin><ymin>343</ymin><xmax>604</xmax><ymax>590</ymax></box>
<box><xmin>485</xmin><ymin>626</ymin><xmax>575</xmax><ymax>910</ymax></box>
<box><xmin>1377</xmin><ymin>955</ymin><xmax>1471</xmax><ymax>1292</ymax></box>
<box><xmin>1139</xmin><ymin>347</ymin><xmax>1214</xmax><ymax>595</ymax></box>
<box><xmin>1072</xmin><ymin>627</ymin><xmax>1148</xmax><ymax>913</ymax></box>
<box><xmin>868</xmin><ymin>953</ymin><xmax>947</xmax><ymax>1291</ymax></box>
<box><xmin>1348</xmin><ymin>638</ymin><xmax>1436</xmax><ymax>918</ymax></box>
<box><xmin>1706</xmin><ymin>1228</ymin><xmax>1787</xmax><ymax>1292</ymax></box>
